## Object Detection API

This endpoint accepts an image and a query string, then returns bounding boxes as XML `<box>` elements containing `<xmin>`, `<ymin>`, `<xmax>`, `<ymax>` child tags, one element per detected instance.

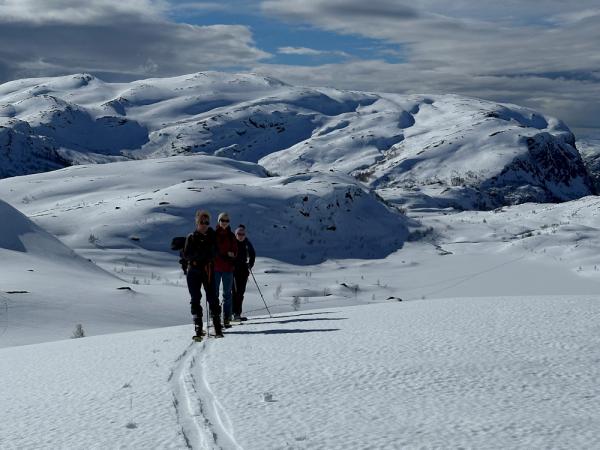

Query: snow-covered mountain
<box><xmin>0</xmin><ymin>154</ymin><xmax>409</xmax><ymax>265</ymax></box>
<box><xmin>577</xmin><ymin>137</ymin><xmax>600</xmax><ymax>192</ymax></box>
<box><xmin>3</xmin><ymin>71</ymin><xmax>600</xmax><ymax>449</ymax></box>
<box><xmin>0</xmin><ymin>72</ymin><xmax>593</xmax><ymax>209</ymax></box>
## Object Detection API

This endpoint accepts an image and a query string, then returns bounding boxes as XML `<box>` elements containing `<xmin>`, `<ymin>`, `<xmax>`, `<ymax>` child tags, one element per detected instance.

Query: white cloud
<box><xmin>261</xmin><ymin>0</ymin><xmax>600</xmax><ymax>75</ymax></box>
<box><xmin>167</xmin><ymin>1</ymin><xmax>233</xmax><ymax>15</ymax></box>
<box><xmin>277</xmin><ymin>47</ymin><xmax>350</xmax><ymax>58</ymax></box>
<box><xmin>259</xmin><ymin>0</ymin><xmax>600</xmax><ymax>131</ymax></box>
<box><xmin>0</xmin><ymin>0</ymin><xmax>598</xmax><ymax>133</ymax></box>
<box><xmin>549</xmin><ymin>8</ymin><xmax>600</xmax><ymax>25</ymax></box>
<box><xmin>0</xmin><ymin>0</ymin><xmax>169</xmax><ymax>24</ymax></box>
<box><xmin>252</xmin><ymin>59</ymin><xmax>600</xmax><ymax>131</ymax></box>
<box><xmin>278</xmin><ymin>47</ymin><xmax>324</xmax><ymax>56</ymax></box>
<box><xmin>0</xmin><ymin>0</ymin><xmax>270</xmax><ymax>82</ymax></box>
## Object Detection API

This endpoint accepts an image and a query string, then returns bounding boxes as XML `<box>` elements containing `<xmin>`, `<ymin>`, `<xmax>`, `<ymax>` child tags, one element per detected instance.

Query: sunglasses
<box><xmin>236</xmin><ymin>232</ymin><xmax>246</xmax><ymax>236</ymax></box>
<box><xmin>199</xmin><ymin>220</ymin><xmax>209</xmax><ymax>225</ymax></box>
<box><xmin>219</xmin><ymin>219</ymin><xmax>230</xmax><ymax>223</ymax></box>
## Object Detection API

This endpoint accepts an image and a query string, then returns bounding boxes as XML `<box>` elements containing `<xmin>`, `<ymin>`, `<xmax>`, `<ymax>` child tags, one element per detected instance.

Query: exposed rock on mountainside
<box><xmin>577</xmin><ymin>137</ymin><xmax>600</xmax><ymax>193</ymax></box>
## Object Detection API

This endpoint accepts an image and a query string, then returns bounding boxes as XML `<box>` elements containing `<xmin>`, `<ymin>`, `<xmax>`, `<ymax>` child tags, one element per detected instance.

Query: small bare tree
<box><xmin>274</xmin><ymin>284</ymin><xmax>282</xmax><ymax>301</ymax></box>
<box><xmin>71</xmin><ymin>324</ymin><xmax>85</xmax><ymax>339</ymax></box>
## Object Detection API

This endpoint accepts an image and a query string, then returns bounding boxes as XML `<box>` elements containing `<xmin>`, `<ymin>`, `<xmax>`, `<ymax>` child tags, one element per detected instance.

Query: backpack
<box><xmin>171</xmin><ymin>236</ymin><xmax>186</xmax><ymax>251</ymax></box>
<box><xmin>171</xmin><ymin>236</ymin><xmax>188</xmax><ymax>273</ymax></box>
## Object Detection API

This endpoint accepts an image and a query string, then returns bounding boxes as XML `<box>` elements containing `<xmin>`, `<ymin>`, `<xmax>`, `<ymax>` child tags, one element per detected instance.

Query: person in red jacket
<box><xmin>214</xmin><ymin>212</ymin><xmax>237</xmax><ymax>328</ymax></box>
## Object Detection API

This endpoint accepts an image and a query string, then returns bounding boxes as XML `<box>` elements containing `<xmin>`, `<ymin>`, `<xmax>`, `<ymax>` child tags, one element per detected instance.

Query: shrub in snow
<box><xmin>274</xmin><ymin>284</ymin><xmax>282</xmax><ymax>301</ymax></box>
<box><xmin>71</xmin><ymin>324</ymin><xmax>85</xmax><ymax>338</ymax></box>
<box><xmin>262</xmin><ymin>392</ymin><xmax>275</xmax><ymax>402</ymax></box>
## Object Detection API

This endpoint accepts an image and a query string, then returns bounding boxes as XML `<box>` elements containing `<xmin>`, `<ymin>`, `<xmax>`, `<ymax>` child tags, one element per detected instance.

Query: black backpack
<box><xmin>171</xmin><ymin>236</ymin><xmax>186</xmax><ymax>251</ymax></box>
<box><xmin>171</xmin><ymin>236</ymin><xmax>188</xmax><ymax>273</ymax></box>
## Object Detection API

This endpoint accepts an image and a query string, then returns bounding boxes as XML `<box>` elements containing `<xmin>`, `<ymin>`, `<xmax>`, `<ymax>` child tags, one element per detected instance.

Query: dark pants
<box><xmin>186</xmin><ymin>264</ymin><xmax>220</xmax><ymax>321</ymax></box>
<box><xmin>232</xmin><ymin>267</ymin><xmax>249</xmax><ymax>316</ymax></box>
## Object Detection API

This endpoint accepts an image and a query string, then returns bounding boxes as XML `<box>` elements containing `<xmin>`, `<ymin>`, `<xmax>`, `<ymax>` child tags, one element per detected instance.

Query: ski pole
<box><xmin>205</xmin><ymin>298</ymin><xmax>210</xmax><ymax>339</ymax></box>
<box><xmin>249</xmin><ymin>268</ymin><xmax>272</xmax><ymax>318</ymax></box>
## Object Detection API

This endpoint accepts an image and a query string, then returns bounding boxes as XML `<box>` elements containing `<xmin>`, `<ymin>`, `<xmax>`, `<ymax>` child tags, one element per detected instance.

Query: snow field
<box><xmin>0</xmin><ymin>326</ymin><xmax>192</xmax><ymax>449</ymax></box>
<box><xmin>201</xmin><ymin>298</ymin><xmax>600</xmax><ymax>449</ymax></box>
<box><xmin>3</xmin><ymin>296</ymin><xmax>598</xmax><ymax>449</ymax></box>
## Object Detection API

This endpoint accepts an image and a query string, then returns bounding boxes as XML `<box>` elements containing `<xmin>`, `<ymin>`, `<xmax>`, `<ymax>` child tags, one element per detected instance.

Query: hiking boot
<box><xmin>223</xmin><ymin>321</ymin><xmax>232</xmax><ymax>329</ymax></box>
<box><xmin>194</xmin><ymin>324</ymin><xmax>206</xmax><ymax>337</ymax></box>
<box><xmin>194</xmin><ymin>318</ymin><xmax>206</xmax><ymax>336</ymax></box>
<box><xmin>212</xmin><ymin>314</ymin><xmax>224</xmax><ymax>336</ymax></box>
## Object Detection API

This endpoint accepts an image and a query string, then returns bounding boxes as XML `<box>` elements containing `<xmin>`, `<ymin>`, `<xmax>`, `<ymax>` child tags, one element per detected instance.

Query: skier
<box><xmin>183</xmin><ymin>210</ymin><xmax>224</xmax><ymax>340</ymax></box>
<box><xmin>214</xmin><ymin>212</ymin><xmax>237</xmax><ymax>328</ymax></box>
<box><xmin>232</xmin><ymin>224</ymin><xmax>255</xmax><ymax>322</ymax></box>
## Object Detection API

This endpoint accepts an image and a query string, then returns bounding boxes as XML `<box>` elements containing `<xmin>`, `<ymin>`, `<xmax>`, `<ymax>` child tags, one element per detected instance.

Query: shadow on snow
<box><xmin>226</xmin><ymin>328</ymin><xmax>340</xmax><ymax>335</ymax></box>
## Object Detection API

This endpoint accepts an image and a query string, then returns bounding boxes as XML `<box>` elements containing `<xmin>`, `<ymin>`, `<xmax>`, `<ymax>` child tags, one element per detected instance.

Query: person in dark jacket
<box><xmin>232</xmin><ymin>224</ymin><xmax>256</xmax><ymax>322</ymax></box>
<box><xmin>183</xmin><ymin>210</ymin><xmax>223</xmax><ymax>339</ymax></box>
<box><xmin>214</xmin><ymin>212</ymin><xmax>237</xmax><ymax>328</ymax></box>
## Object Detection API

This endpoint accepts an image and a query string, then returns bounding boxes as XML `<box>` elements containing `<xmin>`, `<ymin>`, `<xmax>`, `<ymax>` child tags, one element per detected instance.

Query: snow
<box><xmin>2</xmin><ymin>298</ymin><xmax>599</xmax><ymax>449</ymax></box>
<box><xmin>2</xmin><ymin>71</ymin><xmax>600</xmax><ymax>448</ymax></box>
<box><xmin>0</xmin><ymin>326</ymin><xmax>188</xmax><ymax>449</ymax></box>
<box><xmin>0</xmin><ymin>154</ymin><xmax>408</xmax><ymax>263</ymax></box>
<box><xmin>1</xmin><ymin>72</ymin><xmax>593</xmax><ymax>207</ymax></box>
<box><xmin>0</xmin><ymin>153</ymin><xmax>410</xmax><ymax>347</ymax></box>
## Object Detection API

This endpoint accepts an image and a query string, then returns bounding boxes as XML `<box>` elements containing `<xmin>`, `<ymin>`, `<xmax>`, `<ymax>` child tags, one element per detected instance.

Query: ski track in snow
<box><xmin>171</xmin><ymin>340</ymin><xmax>242</xmax><ymax>450</ymax></box>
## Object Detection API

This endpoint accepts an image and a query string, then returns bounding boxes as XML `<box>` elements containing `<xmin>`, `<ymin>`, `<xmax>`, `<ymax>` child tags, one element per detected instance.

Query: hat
<box><xmin>218</xmin><ymin>212</ymin><xmax>230</xmax><ymax>222</ymax></box>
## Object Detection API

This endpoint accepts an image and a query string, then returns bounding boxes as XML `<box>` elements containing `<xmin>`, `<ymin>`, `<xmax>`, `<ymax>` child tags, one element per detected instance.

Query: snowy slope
<box><xmin>0</xmin><ymin>197</ymin><xmax>113</xmax><ymax>296</ymax></box>
<box><xmin>0</xmin><ymin>154</ymin><xmax>408</xmax><ymax>264</ymax></box>
<box><xmin>0</xmin><ymin>153</ymin><xmax>410</xmax><ymax>346</ymax></box>
<box><xmin>0</xmin><ymin>198</ymin><xmax>195</xmax><ymax>347</ymax></box>
<box><xmin>5</xmin><ymin>151</ymin><xmax>600</xmax><ymax>348</ymax></box>
<box><xmin>0</xmin><ymin>72</ymin><xmax>593</xmax><ymax>208</ymax></box>
<box><xmin>0</xmin><ymin>197</ymin><xmax>92</xmax><ymax>260</ymax></box>
<box><xmin>2</xmin><ymin>299</ymin><xmax>599</xmax><ymax>449</ymax></box>
<box><xmin>261</xmin><ymin>95</ymin><xmax>593</xmax><ymax>209</ymax></box>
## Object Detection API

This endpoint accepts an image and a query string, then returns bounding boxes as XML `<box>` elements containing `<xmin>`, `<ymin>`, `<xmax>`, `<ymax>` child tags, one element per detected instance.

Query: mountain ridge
<box><xmin>0</xmin><ymin>71</ymin><xmax>594</xmax><ymax>209</ymax></box>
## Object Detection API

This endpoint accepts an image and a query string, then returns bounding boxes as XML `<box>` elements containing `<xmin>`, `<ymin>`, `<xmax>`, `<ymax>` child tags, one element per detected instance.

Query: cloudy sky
<box><xmin>1</xmin><ymin>0</ymin><xmax>599</xmax><ymax>136</ymax></box>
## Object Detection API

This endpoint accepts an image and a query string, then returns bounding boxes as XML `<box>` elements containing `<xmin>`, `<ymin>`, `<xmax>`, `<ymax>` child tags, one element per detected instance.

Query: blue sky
<box><xmin>0</xmin><ymin>0</ymin><xmax>598</xmax><ymax>135</ymax></box>
<box><xmin>168</xmin><ymin>6</ymin><xmax>405</xmax><ymax>66</ymax></box>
